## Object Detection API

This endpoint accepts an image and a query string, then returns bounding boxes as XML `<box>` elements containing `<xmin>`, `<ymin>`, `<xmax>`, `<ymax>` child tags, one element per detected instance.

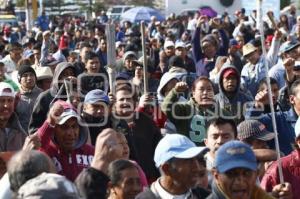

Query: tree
<box><xmin>280</xmin><ymin>0</ymin><xmax>291</xmax><ymax>9</ymax></box>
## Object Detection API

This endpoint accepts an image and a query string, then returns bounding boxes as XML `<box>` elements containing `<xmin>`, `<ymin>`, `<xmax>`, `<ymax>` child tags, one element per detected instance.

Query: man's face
<box><xmin>58</xmin><ymin>67</ymin><xmax>75</xmax><ymax>80</ymax></box>
<box><xmin>290</xmin><ymin>85</ymin><xmax>300</xmax><ymax>115</ymax></box>
<box><xmin>245</xmin><ymin>51</ymin><xmax>260</xmax><ymax>65</ymax></box>
<box><xmin>80</xmin><ymin>47</ymin><xmax>92</xmax><ymax>61</ymax></box>
<box><xmin>165</xmin><ymin>46</ymin><xmax>175</xmax><ymax>57</ymax></box>
<box><xmin>115</xmin><ymin>90</ymin><xmax>134</xmax><ymax>117</ymax></box>
<box><xmin>99</xmin><ymin>39</ymin><xmax>107</xmax><ymax>52</ymax></box>
<box><xmin>204</xmin><ymin>123</ymin><xmax>235</xmax><ymax>156</ymax></box>
<box><xmin>124</xmin><ymin>58</ymin><xmax>136</xmax><ymax>71</ymax></box>
<box><xmin>175</xmin><ymin>47</ymin><xmax>186</xmax><ymax>58</ymax></box>
<box><xmin>113</xmin><ymin>167</ymin><xmax>142</xmax><ymax>199</ymax></box>
<box><xmin>117</xmin><ymin>133</ymin><xmax>130</xmax><ymax>159</ymax></box>
<box><xmin>83</xmin><ymin>102</ymin><xmax>107</xmax><ymax>118</ymax></box>
<box><xmin>85</xmin><ymin>57</ymin><xmax>100</xmax><ymax>74</ymax></box>
<box><xmin>0</xmin><ymin>96</ymin><xmax>14</xmax><ymax>120</ymax></box>
<box><xmin>202</xmin><ymin>41</ymin><xmax>217</xmax><ymax>59</ymax></box>
<box><xmin>259</xmin><ymin>83</ymin><xmax>279</xmax><ymax>104</ymax></box>
<box><xmin>250</xmin><ymin>139</ymin><xmax>269</xmax><ymax>149</ymax></box>
<box><xmin>169</xmin><ymin>157</ymin><xmax>202</xmax><ymax>190</ymax></box>
<box><xmin>222</xmin><ymin>75</ymin><xmax>238</xmax><ymax>93</ymax></box>
<box><xmin>33</xmin><ymin>50</ymin><xmax>41</xmax><ymax>62</ymax></box>
<box><xmin>10</xmin><ymin>48</ymin><xmax>22</xmax><ymax>61</ymax></box>
<box><xmin>192</xmin><ymin>80</ymin><xmax>214</xmax><ymax>106</ymax></box>
<box><xmin>214</xmin><ymin>168</ymin><xmax>257</xmax><ymax>199</ymax></box>
<box><xmin>54</xmin><ymin>117</ymin><xmax>79</xmax><ymax>153</ymax></box>
<box><xmin>20</xmin><ymin>72</ymin><xmax>36</xmax><ymax>90</ymax></box>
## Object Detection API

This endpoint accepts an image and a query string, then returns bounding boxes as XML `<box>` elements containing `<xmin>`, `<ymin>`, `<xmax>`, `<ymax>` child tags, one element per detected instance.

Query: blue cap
<box><xmin>23</xmin><ymin>50</ymin><xmax>34</xmax><ymax>59</ymax></box>
<box><xmin>84</xmin><ymin>89</ymin><xmax>109</xmax><ymax>104</ymax></box>
<box><xmin>280</xmin><ymin>40</ymin><xmax>300</xmax><ymax>54</ymax></box>
<box><xmin>229</xmin><ymin>39</ymin><xmax>238</xmax><ymax>47</ymax></box>
<box><xmin>215</xmin><ymin>141</ymin><xmax>257</xmax><ymax>173</ymax></box>
<box><xmin>154</xmin><ymin>134</ymin><xmax>208</xmax><ymax>168</ymax></box>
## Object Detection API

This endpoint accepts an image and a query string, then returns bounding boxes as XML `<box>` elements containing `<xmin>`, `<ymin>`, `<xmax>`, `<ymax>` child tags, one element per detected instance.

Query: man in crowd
<box><xmin>209</xmin><ymin>140</ymin><xmax>293</xmax><ymax>199</ymax></box>
<box><xmin>136</xmin><ymin>134</ymin><xmax>210</xmax><ymax>198</ymax></box>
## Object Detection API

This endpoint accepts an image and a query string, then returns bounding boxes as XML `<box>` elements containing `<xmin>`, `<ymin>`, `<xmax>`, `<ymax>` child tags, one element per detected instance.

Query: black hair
<box><xmin>192</xmin><ymin>76</ymin><xmax>214</xmax><ymax>92</ymax></box>
<box><xmin>207</xmin><ymin>117</ymin><xmax>237</xmax><ymax>138</ymax></box>
<box><xmin>289</xmin><ymin>79</ymin><xmax>300</xmax><ymax>96</ymax></box>
<box><xmin>84</xmin><ymin>51</ymin><xmax>99</xmax><ymax>62</ymax></box>
<box><xmin>80</xmin><ymin>41</ymin><xmax>92</xmax><ymax>50</ymax></box>
<box><xmin>258</xmin><ymin>77</ymin><xmax>278</xmax><ymax>91</ymax></box>
<box><xmin>108</xmin><ymin>159</ymin><xmax>136</xmax><ymax>186</ymax></box>
<box><xmin>75</xmin><ymin>167</ymin><xmax>109</xmax><ymax>199</ymax></box>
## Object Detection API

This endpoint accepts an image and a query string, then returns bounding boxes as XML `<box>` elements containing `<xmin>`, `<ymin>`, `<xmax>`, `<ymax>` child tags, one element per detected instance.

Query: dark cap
<box><xmin>169</xmin><ymin>55</ymin><xmax>185</xmax><ymax>69</ymax></box>
<box><xmin>237</xmin><ymin>120</ymin><xmax>275</xmax><ymax>141</ymax></box>
<box><xmin>18</xmin><ymin>65</ymin><xmax>37</xmax><ymax>83</ymax></box>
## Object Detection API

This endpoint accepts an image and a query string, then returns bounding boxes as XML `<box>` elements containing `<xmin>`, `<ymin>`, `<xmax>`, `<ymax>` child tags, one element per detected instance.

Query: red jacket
<box><xmin>261</xmin><ymin>149</ymin><xmax>300</xmax><ymax>199</ymax></box>
<box><xmin>37</xmin><ymin>121</ymin><xmax>94</xmax><ymax>181</ymax></box>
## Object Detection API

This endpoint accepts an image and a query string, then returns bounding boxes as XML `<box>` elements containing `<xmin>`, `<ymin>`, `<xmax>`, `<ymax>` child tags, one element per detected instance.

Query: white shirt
<box><xmin>151</xmin><ymin>178</ymin><xmax>192</xmax><ymax>199</ymax></box>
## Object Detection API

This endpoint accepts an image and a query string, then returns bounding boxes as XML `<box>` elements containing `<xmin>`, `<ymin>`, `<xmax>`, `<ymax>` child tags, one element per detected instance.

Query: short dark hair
<box><xmin>75</xmin><ymin>167</ymin><xmax>109</xmax><ymax>199</ymax></box>
<box><xmin>289</xmin><ymin>79</ymin><xmax>300</xmax><ymax>96</ymax></box>
<box><xmin>192</xmin><ymin>76</ymin><xmax>214</xmax><ymax>92</ymax></box>
<box><xmin>207</xmin><ymin>117</ymin><xmax>237</xmax><ymax>138</ymax></box>
<box><xmin>7</xmin><ymin>150</ymin><xmax>52</xmax><ymax>192</ymax></box>
<box><xmin>85</xmin><ymin>51</ymin><xmax>99</xmax><ymax>62</ymax></box>
<box><xmin>80</xmin><ymin>42</ymin><xmax>92</xmax><ymax>50</ymax></box>
<box><xmin>108</xmin><ymin>159</ymin><xmax>136</xmax><ymax>186</ymax></box>
<box><xmin>258</xmin><ymin>77</ymin><xmax>278</xmax><ymax>91</ymax></box>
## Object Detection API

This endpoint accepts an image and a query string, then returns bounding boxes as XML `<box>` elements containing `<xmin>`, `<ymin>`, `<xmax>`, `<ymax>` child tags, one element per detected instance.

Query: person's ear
<box><xmin>211</xmin><ymin>168</ymin><xmax>219</xmax><ymax>181</ymax></box>
<box><xmin>161</xmin><ymin>163</ymin><xmax>173</xmax><ymax>176</ymax></box>
<box><xmin>289</xmin><ymin>95</ymin><xmax>295</xmax><ymax>105</ymax></box>
<box><xmin>204</xmin><ymin>138</ymin><xmax>208</xmax><ymax>146</ymax></box>
<box><xmin>296</xmin><ymin>137</ymin><xmax>300</xmax><ymax>147</ymax></box>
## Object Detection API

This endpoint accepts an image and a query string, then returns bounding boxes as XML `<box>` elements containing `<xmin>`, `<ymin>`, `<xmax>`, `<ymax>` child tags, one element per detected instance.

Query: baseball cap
<box><xmin>279</xmin><ymin>40</ymin><xmax>300</xmax><ymax>54</ymax></box>
<box><xmin>17</xmin><ymin>173</ymin><xmax>80</xmax><ymax>199</ymax></box>
<box><xmin>154</xmin><ymin>134</ymin><xmax>208</xmax><ymax>167</ymax></box>
<box><xmin>175</xmin><ymin>41</ymin><xmax>186</xmax><ymax>49</ymax></box>
<box><xmin>23</xmin><ymin>49</ymin><xmax>34</xmax><ymax>59</ymax></box>
<box><xmin>0</xmin><ymin>82</ymin><xmax>15</xmax><ymax>98</ymax></box>
<box><xmin>53</xmin><ymin>100</ymin><xmax>79</xmax><ymax>125</ymax></box>
<box><xmin>215</xmin><ymin>140</ymin><xmax>257</xmax><ymax>173</ymax></box>
<box><xmin>35</xmin><ymin>66</ymin><xmax>53</xmax><ymax>81</ymax></box>
<box><xmin>242</xmin><ymin>43</ymin><xmax>257</xmax><ymax>57</ymax></box>
<box><xmin>84</xmin><ymin>89</ymin><xmax>109</xmax><ymax>104</ymax></box>
<box><xmin>164</xmin><ymin>40</ymin><xmax>175</xmax><ymax>49</ymax></box>
<box><xmin>237</xmin><ymin>120</ymin><xmax>275</xmax><ymax>141</ymax></box>
<box><xmin>229</xmin><ymin>39</ymin><xmax>240</xmax><ymax>48</ymax></box>
<box><xmin>223</xmin><ymin>68</ymin><xmax>237</xmax><ymax>78</ymax></box>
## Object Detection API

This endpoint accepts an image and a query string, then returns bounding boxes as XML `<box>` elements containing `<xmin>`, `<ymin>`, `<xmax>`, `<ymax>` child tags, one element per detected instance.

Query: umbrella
<box><xmin>121</xmin><ymin>6</ymin><xmax>165</xmax><ymax>23</ymax></box>
<box><xmin>199</xmin><ymin>6</ymin><xmax>217</xmax><ymax>18</ymax></box>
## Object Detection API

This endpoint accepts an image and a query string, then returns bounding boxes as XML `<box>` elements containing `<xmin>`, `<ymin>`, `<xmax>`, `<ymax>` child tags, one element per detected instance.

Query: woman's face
<box><xmin>111</xmin><ymin>167</ymin><xmax>142</xmax><ymax>199</ymax></box>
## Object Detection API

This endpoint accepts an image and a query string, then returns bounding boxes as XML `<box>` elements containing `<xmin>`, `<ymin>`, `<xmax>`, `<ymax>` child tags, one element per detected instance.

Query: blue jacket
<box><xmin>192</xmin><ymin>27</ymin><xmax>228</xmax><ymax>77</ymax></box>
<box><xmin>246</xmin><ymin>107</ymin><xmax>297</xmax><ymax>155</ymax></box>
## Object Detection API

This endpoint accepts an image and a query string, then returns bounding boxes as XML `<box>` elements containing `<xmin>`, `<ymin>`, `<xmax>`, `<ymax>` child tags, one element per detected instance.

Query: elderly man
<box><xmin>136</xmin><ymin>134</ymin><xmax>210</xmax><ymax>199</ymax></box>
<box><xmin>209</xmin><ymin>140</ymin><xmax>292</xmax><ymax>199</ymax></box>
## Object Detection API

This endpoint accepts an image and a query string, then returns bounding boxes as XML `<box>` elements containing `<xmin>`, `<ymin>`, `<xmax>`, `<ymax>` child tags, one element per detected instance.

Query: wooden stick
<box><xmin>106</xmin><ymin>23</ymin><xmax>117</xmax><ymax>95</ymax></box>
<box><xmin>140</xmin><ymin>21</ymin><xmax>148</xmax><ymax>94</ymax></box>
<box><xmin>257</xmin><ymin>0</ymin><xmax>284</xmax><ymax>184</ymax></box>
<box><xmin>266</xmin><ymin>11</ymin><xmax>279</xmax><ymax>31</ymax></box>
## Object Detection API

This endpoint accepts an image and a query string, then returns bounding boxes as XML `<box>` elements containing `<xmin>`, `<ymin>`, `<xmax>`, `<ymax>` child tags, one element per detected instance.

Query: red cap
<box><xmin>223</xmin><ymin>68</ymin><xmax>237</xmax><ymax>78</ymax></box>
<box><xmin>265</xmin><ymin>35</ymin><xmax>274</xmax><ymax>44</ymax></box>
<box><xmin>59</xmin><ymin>35</ymin><xmax>69</xmax><ymax>50</ymax></box>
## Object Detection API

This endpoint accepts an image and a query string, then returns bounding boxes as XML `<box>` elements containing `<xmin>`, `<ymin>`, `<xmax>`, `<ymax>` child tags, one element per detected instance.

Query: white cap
<box><xmin>164</xmin><ymin>40</ymin><xmax>175</xmax><ymax>49</ymax></box>
<box><xmin>175</xmin><ymin>41</ymin><xmax>186</xmax><ymax>49</ymax></box>
<box><xmin>0</xmin><ymin>82</ymin><xmax>15</xmax><ymax>98</ymax></box>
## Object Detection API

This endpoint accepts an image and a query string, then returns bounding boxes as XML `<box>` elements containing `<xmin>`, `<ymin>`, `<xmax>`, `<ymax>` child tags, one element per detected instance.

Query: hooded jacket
<box><xmin>0</xmin><ymin>113</ymin><xmax>27</xmax><ymax>152</ymax></box>
<box><xmin>37</xmin><ymin>115</ymin><xmax>94</xmax><ymax>182</ymax></box>
<box><xmin>215</xmin><ymin>65</ymin><xmax>253</xmax><ymax>121</ymax></box>
<box><xmin>28</xmin><ymin>62</ymin><xmax>76</xmax><ymax>134</ymax></box>
<box><xmin>161</xmin><ymin>88</ymin><xmax>230</xmax><ymax>146</ymax></box>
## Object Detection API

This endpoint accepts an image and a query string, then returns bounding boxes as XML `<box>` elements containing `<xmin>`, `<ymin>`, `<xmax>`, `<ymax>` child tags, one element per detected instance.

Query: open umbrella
<box><xmin>121</xmin><ymin>6</ymin><xmax>165</xmax><ymax>23</ymax></box>
<box><xmin>199</xmin><ymin>6</ymin><xmax>217</xmax><ymax>18</ymax></box>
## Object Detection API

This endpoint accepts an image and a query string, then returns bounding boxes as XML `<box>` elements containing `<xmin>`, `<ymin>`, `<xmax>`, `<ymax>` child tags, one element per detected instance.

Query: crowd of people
<box><xmin>0</xmin><ymin>3</ymin><xmax>300</xmax><ymax>199</ymax></box>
